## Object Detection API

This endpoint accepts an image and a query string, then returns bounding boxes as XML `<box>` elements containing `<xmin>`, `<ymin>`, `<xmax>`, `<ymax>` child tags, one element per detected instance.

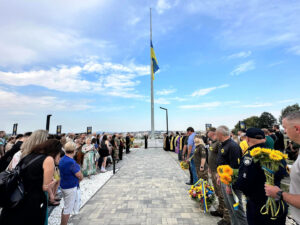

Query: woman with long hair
<box><xmin>0</xmin><ymin>139</ymin><xmax>62</xmax><ymax>225</ymax></box>
<box><xmin>8</xmin><ymin>129</ymin><xmax>48</xmax><ymax>170</ymax></box>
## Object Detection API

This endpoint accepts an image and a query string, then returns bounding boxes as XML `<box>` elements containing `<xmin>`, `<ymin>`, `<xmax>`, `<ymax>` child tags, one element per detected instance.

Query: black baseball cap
<box><xmin>246</xmin><ymin>128</ymin><xmax>265</xmax><ymax>139</ymax></box>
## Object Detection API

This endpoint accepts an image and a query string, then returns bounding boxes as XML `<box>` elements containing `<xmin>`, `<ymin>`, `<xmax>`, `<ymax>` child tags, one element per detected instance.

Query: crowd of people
<box><xmin>0</xmin><ymin>131</ymin><xmax>134</xmax><ymax>225</ymax></box>
<box><xmin>163</xmin><ymin>111</ymin><xmax>300</xmax><ymax>225</ymax></box>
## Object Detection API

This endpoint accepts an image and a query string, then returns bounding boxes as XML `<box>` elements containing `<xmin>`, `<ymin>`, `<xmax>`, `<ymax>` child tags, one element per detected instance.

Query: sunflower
<box><xmin>222</xmin><ymin>165</ymin><xmax>233</xmax><ymax>176</ymax></box>
<box><xmin>217</xmin><ymin>165</ymin><xmax>224</xmax><ymax>175</ymax></box>
<box><xmin>273</xmin><ymin>150</ymin><xmax>288</xmax><ymax>160</ymax></box>
<box><xmin>250</xmin><ymin>147</ymin><xmax>262</xmax><ymax>157</ymax></box>
<box><xmin>269</xmin><ymin>152</ymin><xmax>283</xmax><ymax>161</ymax></box>
<box><xmin>261</xmin><ymin>148</ymin><xmax>272</xmax><ymax>154</ymax></box>
<box><xmin>220</xmin><ymin>173</ymin><xmax>232</xmax><ymax>184</ymax></box>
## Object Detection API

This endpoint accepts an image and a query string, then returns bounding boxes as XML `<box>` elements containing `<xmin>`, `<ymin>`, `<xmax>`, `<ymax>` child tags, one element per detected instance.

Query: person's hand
<box><xmin>265</xmin><ymin>184</ymin><xmax>281</xmax><ymax>198</ymax></box>
<box><xmin>216</xmin><ymin>174</ymin><xmax>220</xmax><ymax>185</ymax></box>
<box><xmin>226</xmin><ymin>185</ymin><xmax>232</xmax><ymax>194</ymax></box>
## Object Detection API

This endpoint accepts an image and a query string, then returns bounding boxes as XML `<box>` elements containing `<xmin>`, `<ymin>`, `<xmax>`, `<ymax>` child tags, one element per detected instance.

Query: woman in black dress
<box><xmin>99</xmin><ymin>135</ymin><xmax>109</xmax><ymax>172</ymax></box>
<box><xmin>0</xmin><ymin>139</ymin><xmax>62</xmax><ymax>225</ymax></box>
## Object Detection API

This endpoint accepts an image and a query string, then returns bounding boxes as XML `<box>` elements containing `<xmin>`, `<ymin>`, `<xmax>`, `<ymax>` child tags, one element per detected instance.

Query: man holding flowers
<box><xmin>216</xmin><ymin>126</ymin><xmax>247</xmax><ymax>225</ymax></box>
<box><xmin>207</xmin><ymin>128</ymin><xmax>231</xmax><ymax>224</ymax></box>
<box><xmin>234</xmin><ymin>128</ymin><xmax>287</xmax><ymax>225</ymax></box>
<box><xmin>265</xmin><ymin>111</ymin><xmax>300</xmax><ymax>224</ymax></box>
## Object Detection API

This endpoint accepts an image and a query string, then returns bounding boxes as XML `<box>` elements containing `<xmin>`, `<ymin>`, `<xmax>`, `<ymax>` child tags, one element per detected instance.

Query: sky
<box><xmin>0</xmin><ymin>0</ymin><xmax>300</xmax><ymax>133</ymax></box>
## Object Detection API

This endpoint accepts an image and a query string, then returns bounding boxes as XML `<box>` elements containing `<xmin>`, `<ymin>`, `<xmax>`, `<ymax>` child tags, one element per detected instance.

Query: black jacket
<box><xmin>0</xmin><ymin>141</ymin><xmax>23</xmax><ymax>172</ymax></box>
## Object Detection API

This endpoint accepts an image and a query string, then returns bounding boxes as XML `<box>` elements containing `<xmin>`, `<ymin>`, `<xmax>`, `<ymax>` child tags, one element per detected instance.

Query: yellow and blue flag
<box><xmin>151</xmin><ymin>41</ymin><xmax>159</xmax><ymax>80</ymax></box>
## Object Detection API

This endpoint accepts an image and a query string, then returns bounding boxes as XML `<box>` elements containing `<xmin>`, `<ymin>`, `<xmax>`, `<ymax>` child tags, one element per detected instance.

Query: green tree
<box><xmin>232</xmin><ymin>116</ymin><xmax>260</xmax><ymax>133</ymax></box>
<box><xmin>279</xmin><ymin>104</ymin><xmax>300</xmax><ymax>124</ymax></box>
<box><xmin>258</xmin><ymin>112</ymin><xmax>277</xmax><ymax>128</ymax></box>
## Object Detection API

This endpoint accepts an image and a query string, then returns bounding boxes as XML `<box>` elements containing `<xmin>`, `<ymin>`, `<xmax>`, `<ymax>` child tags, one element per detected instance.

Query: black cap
<box><xmin>246</xmin><ymin>128</ymin><xmax>265</xmax><ymax>139</ymax></box>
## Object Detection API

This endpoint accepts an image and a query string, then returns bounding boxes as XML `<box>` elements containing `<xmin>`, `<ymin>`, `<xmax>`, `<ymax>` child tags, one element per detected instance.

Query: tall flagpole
<box><xmin>150</xmin><ymin>8</ymin><xmax>155</xmax><ymax>139</ymax></box>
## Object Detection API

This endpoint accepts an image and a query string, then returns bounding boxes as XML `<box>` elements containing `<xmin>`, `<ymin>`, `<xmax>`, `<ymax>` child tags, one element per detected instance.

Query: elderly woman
<box><xmin>81</xmin><ymin>137</ymin><xmax>99</xmax><ymax>177</ymax></box>
<box><xmin>59</xmin><ymin>142</ymin><xmax>83</xmax><ymax>225</ymax></box>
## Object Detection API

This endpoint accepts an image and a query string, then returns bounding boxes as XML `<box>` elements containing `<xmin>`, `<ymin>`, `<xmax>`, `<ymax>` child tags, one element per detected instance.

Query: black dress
<box><xmin>100</xmin><ymin>141</ymin><xmax>109</xmax><ymax>157</ymax></box>
<box><xmin>0</xmin><ymin>153</ymin><xmax>48</xmax><ymax>225</ymax></box>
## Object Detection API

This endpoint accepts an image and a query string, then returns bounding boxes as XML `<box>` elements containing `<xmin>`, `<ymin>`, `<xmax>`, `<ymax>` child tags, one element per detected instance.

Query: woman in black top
<box><xmin>0</xmin><ymin>139</ymin><xmax>62</xmax><ymax>225</ymax></box>
<box><xmin>99</xmin><ymin>135</ymin><xmax>109</xmax><ymax>172</ymax></box>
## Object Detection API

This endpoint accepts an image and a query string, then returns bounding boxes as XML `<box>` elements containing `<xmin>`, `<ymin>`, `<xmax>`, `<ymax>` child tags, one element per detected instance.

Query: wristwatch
<box><xmin>276</xmin><ymin>190</ymin><xmax>283</xmax><ymax>201</ymax></box>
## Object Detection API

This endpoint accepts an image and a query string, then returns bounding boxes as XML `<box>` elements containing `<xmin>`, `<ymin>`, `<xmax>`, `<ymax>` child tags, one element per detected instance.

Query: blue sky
<box><xmin>0</xmin><ymin>0</ymin><xmax>299</xmax><ymax>133</ymax></box>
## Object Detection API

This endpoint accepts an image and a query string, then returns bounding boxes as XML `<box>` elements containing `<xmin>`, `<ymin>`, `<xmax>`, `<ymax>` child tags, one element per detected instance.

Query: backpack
<box><xmin>0</xmin><ymin>154</ymin><xmax>43</xmax><ymax>208</ymax></box>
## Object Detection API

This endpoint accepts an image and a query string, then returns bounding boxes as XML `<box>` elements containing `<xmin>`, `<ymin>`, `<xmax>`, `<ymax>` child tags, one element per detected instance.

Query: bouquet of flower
<box><xmin>180</xmin><ymin>161</ymin><xmax>189</xmax><ymax>170</ymax></box>
<box><xmin>217</xmin><ymin>165</ymin><xmax>239</xmax><ymax>210</ymax></box>
<box><xmin>250</xmin><ymin>147</ymin><xmax>287</xmax><ymax>220</ymax></box>
<box><xmin>188</xmin><ymin>179</ymin><xmax>215</xmax><ymax>213</ymax></box>
<box><xmin>180</xmin><ymin>155</ymin><xmax>194</xmax><ymax>170</ymax></box>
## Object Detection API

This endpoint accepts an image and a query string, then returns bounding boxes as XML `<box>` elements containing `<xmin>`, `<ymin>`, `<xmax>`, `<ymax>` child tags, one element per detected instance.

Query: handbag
<box><xmin>0</xmin><ymin>154</ymin><xmax>43</xmax><ymax>208</ymax></box>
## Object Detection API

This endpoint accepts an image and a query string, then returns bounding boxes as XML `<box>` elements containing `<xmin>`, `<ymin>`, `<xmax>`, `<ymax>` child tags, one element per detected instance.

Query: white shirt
<box><xmin>290</xmin><ymin>154</ymin><xmax>300</xmax><ymax>223</ymax></box>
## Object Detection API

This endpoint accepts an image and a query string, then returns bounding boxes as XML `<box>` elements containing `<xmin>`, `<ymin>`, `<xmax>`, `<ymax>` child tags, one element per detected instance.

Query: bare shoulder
<box><xmin>43</xmin><ymin>156</ymin><xmax>54</xmax><ymax>167</ymax></box>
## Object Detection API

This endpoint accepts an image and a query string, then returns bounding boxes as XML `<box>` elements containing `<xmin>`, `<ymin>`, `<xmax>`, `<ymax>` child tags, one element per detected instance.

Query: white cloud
<box><xmin>241</xmin><ymin>103</ymin><xmax>273</xmax><ymax>108</ymax></box>
<box><xmin>0</xmin><ymin>88</ymin><xmax>92</xmax><ymax>114</ymax></box>
<box><xmin>179</xmin><ymin>102</ymin><xmax>221</xmax><ymax>109</ymax></box>
<box><xmin>230</xmin><ymin>61</ymin><xmax>255</xmax><ymax>76</ymax></box>
<box><xmin>155</xmin><ymin>98</ymin><xmax>171</xmax><ymax>105</ymax></box>
<box><xmin>191</xmin><ymin>84</ymin><xmax>229</xmax><ymax>97</ymax></box>
<box><xmin>227</xmin><ymin>51</ymin><xmax>252</xmax><ymax>59</ymax></box>
<box><xmin>184</xmin><ymin>0</ymin><xmax>300</xmax><ymax>49</ymax></box>
<box><xmin>0</xmin><ymin>61</ymin><xmax>149</xmax><ymax>99</ymax></box>
<box><xmin>91</xmin><ymin>105</ymin><xmax>135</xmax><ymax>113</ymax></box>
<box><xmin>288</xmin><ymin>45</ymin><xmax>300</xmax><ymax>55</ymax></box>
<box><xmin>277</xmin><ymin>99</ymin><xmax>296</xmax><ymax>104</ymax></box>
<box><xmin>156</xmin><ymin>89</ymin><xmax>176</xmax><ymax>95</ymax></box>
<box><xmin>156</xmin><ymin>0</ymin><xmax>172</xmax><ymax>14</ymax></box>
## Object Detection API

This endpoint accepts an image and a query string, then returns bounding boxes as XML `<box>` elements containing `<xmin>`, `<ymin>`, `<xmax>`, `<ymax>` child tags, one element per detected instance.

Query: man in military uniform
<box><xmin>234</xmin><ymin>128</ymin><xmax>287</xmax><ymax>225</ymax></box>
<box><xmin>216</xmin><ymin>125</ymin><xmax>247</xmax><ymax>225</ymax></box>
<box><xmin>207</xmin><ymin>128</ymin><xmax>230</xmax><ymax>225</ymax></box>
<box><xmin>194</xmin><ymin>135</ymin><xmax>208</xmax><ymax>180</ymax></box>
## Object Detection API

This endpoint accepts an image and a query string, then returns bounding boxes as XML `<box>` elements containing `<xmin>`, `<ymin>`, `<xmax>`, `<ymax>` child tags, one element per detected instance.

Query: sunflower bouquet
<box><xmin>180</xmin><ymin>161</ymin><xmax>189</xmax><ymax>170</ymax></box>
<box><xmin>250</xmin><ymin>147</ymin><xmax>287</xmax><ymax>220</ymax></box>
<box><xmin>188</xmin><ymin>179</ymin><xmax>215</xmax><ymax>213</ymax></box>
<box><xmin>217</xmin><ymin>165</ymin><xmax>240</xmax><ymax>210</ymax></box>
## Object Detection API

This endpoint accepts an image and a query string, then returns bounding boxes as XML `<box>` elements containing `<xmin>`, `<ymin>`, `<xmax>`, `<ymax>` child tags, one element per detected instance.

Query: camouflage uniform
<box><xmin>208</xmin><ymin>140</ymin><xmax>230</xmax><ymax>222</ymax></box>
<box><xmin>194</xmin><ymin>144</ymin><xmax>208</xmax><ymax>181</ymax></box>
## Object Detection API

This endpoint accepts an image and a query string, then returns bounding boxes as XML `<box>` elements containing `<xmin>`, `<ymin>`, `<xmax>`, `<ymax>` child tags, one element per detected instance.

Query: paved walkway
<box><xmin>70</xmin><ymin>148</ymin><xmax>220</xmax><ymax>225</ymax></box>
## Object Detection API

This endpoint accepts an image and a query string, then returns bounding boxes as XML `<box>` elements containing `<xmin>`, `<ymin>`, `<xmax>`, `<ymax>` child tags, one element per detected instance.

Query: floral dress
<box><xmin>81</xmin><ymin>144</ymin><xmax>99</xmax><ymax>177</ymax></box>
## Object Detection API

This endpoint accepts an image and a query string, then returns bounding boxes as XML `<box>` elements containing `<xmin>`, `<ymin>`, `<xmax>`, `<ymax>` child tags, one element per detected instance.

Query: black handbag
<box><xmin>0</xmin><ymin>155</ymin><xmax>43</xmax><ymax>208</ymax></box>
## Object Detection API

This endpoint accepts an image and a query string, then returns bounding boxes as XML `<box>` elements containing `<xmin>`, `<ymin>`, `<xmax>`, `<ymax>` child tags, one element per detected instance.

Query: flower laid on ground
<box><xmin>180</xmin><ymin>161</ymin><xmax>189</xmax><ymax>170</ymax></box>
<box><xmin>250</xmin><ymin>147</ymin><xmax>287</xmax><ymax>220</ymax></box>
<box><xmin>188</xmin><ymin>179</ymin><xmax>215</xmax><ymax>213</ymax></box>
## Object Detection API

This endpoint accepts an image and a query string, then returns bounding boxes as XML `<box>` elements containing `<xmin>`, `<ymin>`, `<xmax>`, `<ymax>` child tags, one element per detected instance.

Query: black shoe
<box><xmin>217</xmin><ymin>219</ymin><xmax>230</xmax><ymax>225</ymax></box>
<box><xmin>185</xmin><ymin>182</ymin><xmax>193</xmax><ymax>185</ymax></box>
<box><xmin>210</xmin><ymin>211</ymin><xmax>223</xmax><ymax>218</ymax></box>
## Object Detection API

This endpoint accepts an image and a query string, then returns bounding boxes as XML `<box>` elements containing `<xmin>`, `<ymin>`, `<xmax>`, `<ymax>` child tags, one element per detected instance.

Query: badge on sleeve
<box><xmin>243</xmin><ymin>156</ymin><xmax>252</xmax><ymax>166</ymax></box>
<box><xmin>221</xmin><ymin>148</ymin><xmax>225</xmax><ymax>154</ymax></box>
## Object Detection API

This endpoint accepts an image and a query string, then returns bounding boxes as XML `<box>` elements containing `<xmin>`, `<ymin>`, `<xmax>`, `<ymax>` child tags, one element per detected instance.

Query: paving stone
<box><xmin>70</xmin><ymin>148</ymin><xmax>221</xmax><ymax>225</ymax></box>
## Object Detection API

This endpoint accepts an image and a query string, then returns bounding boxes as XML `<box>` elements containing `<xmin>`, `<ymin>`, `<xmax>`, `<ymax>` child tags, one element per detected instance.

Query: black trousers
<box><xmin>126</xmin><ymin>144</ymin><xmax>130</xmax><ymax>153</ymax></box>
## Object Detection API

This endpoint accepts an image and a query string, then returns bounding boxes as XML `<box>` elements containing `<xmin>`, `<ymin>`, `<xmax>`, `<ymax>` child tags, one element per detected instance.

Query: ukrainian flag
<box><xmin>151</xmin><ymin>41</ymin><xmax>159</xmax><ymax>80</ymax></box>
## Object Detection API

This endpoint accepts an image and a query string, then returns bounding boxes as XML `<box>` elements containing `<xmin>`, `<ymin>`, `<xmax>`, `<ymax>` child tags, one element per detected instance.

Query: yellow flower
<box><xmin>269</xmin><ymin>152</ymin><xmax>283</xmax><ymax>161</ymax></box>
<box><xmin>220</xmin><ymin>173</ymin><xmax>232</xmax><ymax>185</ymax></box>
<box><xmin>261</xmin><ymin>148</ymin><xmax>272</xmax><ymax>154</ymax></box>
<box><xmin>222</xmin><ymin>165</ymin><xmax>233</xmax><ymax>176</ymax></box>
<box><xmin>217</xmin><ymin>165</ymin><xmax>224</xmax><ymax>175</ymax></box>
<box><xmin>273</xmin><ymin>150</ymin><xmax>288</xmax><ymax>160</ymax></box>
<box><xmin>250</xmin><ymin>147</ymin><xmax>262</xmax><ymax>157</ymax></box>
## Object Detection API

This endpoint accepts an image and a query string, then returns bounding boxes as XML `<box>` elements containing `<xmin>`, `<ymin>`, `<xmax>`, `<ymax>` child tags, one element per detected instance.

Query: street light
<box><xmin>159</xmin><ymin>107</ymin><xmax>168</xmax><ymax>135</ymax></box>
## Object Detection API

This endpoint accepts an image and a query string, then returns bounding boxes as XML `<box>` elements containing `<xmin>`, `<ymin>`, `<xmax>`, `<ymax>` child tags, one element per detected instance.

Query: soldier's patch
<box><xmin>243</xmin><ymin>156</ymin><xmax>252</xmax><ymax>166</ymax></box>
<box><xmin>221</xmin><ymin>148</ymin><xmax>225</xmax><ymax>154</ymax></box>
<box><xmin>209</xmin><ymin>147</ymin><xmax>213</xmax><ymax>151</ymax></box>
